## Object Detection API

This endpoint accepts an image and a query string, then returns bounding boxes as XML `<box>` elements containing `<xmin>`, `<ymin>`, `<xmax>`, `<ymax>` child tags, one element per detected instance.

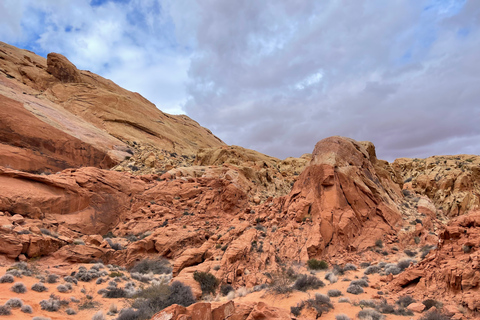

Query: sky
<box><xmin>1</xmin><ymin>0</ymin><xmax>479</xmax><ymax>161</ymax></box>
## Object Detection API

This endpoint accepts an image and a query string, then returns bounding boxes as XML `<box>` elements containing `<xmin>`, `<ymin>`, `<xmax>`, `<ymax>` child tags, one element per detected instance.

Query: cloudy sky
<box><xmin>1</xmin><ymin>0</ymin><xmax>479</xmax><ymax>161</ymax></box>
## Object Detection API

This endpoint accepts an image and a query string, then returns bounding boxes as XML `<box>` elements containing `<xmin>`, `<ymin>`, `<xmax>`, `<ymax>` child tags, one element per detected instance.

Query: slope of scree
<box><xmin>0</xmin><ymin>41</ymin><xmax>224</xmax><ymax>173</ymax></box>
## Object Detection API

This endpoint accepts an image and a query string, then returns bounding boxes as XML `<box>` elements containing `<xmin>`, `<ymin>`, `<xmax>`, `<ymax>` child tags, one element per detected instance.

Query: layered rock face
<box><xmin>390</xmin><ymin>211</ymin><xmax>480</xmax><ymax>312</ymax></box>
<box><xmin>394</xmin><ymin>155</ymin><xmax>480</xmax><ymax>217</ymax></box>
<box><xmin>0</xmin><ymin>41</ymin><xmax>224</xmax><ymax>173</ymax></box>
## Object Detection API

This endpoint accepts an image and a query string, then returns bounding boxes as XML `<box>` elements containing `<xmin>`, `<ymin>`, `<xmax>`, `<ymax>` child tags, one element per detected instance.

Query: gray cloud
<box><xmin>2</xmin><ymin>0</ymin><xmax>479</xmax><ymax>161</ymax></box>
<box><xmin>179</xmin><ymin>0</ymin><xmax>480</xmax><ymax>161</ymax></box>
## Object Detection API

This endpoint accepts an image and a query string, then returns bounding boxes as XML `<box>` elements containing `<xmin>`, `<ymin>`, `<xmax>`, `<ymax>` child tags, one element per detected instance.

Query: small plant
<box><xmin>396</xmin><ymin>295</ymin><xmax>415</xmax><ymax>308</ymax></box>
<box><xmin>462</xmin><ymin>245</ymin><xmax>472</xmax><ymax>253</ymax></box>
<box><xmin>220</xmin><ymin>284</ymin><xmax>234</xmax><ymax>296</ymax></box>
<box><xmin>404</xmin><ymin>249</ymin><xmax>417</xmax><ymax>257</ymax></box>
<box><xmin>422</xmin><ymin>299</ymin><xmax>443</xmax><ymax>311</ymax></box>
<box><xmin>335</xmin><ymin>315</ymin><xmax>351</xmax><ymax>320</ymax></box>
<box><xmin>130</xmin><ymin>258</ymin><xmax>172</xmax><ymax>275</ymax></box>
<box><xmin>109</xmin><ymin>271</ymin><xmax>124</xmax><ymax>278</ymax></box>
<box><xmin>307</xmin><ymin>258</ymin><xmax>328</xmax><ymax>270</ymax></box>
<box><xmin>40</xmin><ymin>297</ymin><xmax>60</xmax><ymax>312</ymax></box>
<box><xmin>346</xmin><ymin>284</ymin><xmax>364</xmax><ymax>295</ymax></box>
<box><xmin>193</xmin><ymin>271</ymin><xmax>218</xmax><ymax>295</ymax></box>
<box><xmin>5</xmin><ymin>298</ymin><xmax>23</xmax><ymax>308</ymax></box>
<box><xmin>419</xmin><ymin>310</ymin><xmax>451</xmax><ymax>320</ymax></box>
<box><xmin>11</xmin><ymin>282</ymin><xmax>27</xmax><ymax>293</ymax></box>
<box><xmin>0</xmin><ymin>305</ymin><xmax>11</xmax><ymax>316</ymax></box>
<box><xmin>46</xmin><ymin>274</ymin><xmax>59</xmax><ymax>283</ymax></box>
<box><xmin>0</xmin><ymin>274</ymin><xmax>14</xmax><ymax>283</ymax></box>
<box><xmin>32</xmin><ymin>282</ymin><xmax>48</xmax><ymax>292</ymax></box>
<box><xmin>358</xmin><ymin>309</ymin><xmax>384</xmax><ymax>320</ymax></box>
<box><xmin>21</xmin><ymin>304</ymin><xmax>33</xmax><ymax>313</ymax></box>
<box><xmin>397</xmin><ymin>259</ymin><xmax>416</xmax><ymax>271</ymax></box>
<box><xmin>364</xmin><ymin>265</ymin><xmax>381</xmax><ymax>275</ymax></box>
<box><xmin>343</xmin><ymin>263</ymin><xmax>357</xmax><ymax>271</ymax></box>
<box><xmin>325</xmin><ymin>272</ymin><xmax>338</xmax><ymax>284</ymax></box>
<box><xmin>350</xmin><ymin>279</ymin><xmax>369</xmax><ymax>287</ymax></box>
<box><xmin>375</xmin><ymin>239</ymin><xmax>384</xmax><ymax>248</ymax></box>
<box><xmin>57</xmin><ymin>284</ymin><xmax>70</xmax><ymax>293</ymax></box>
<box><xmin>414</xmin><ymin>236</ymin><xmax>421</xmax><ymax>244</ymax></box>
<box><xmin>293</xmin><ymin>274</ymin><xmax>325</xmax><ymax>291</ymax></box>
<box><xmin>91</xmin><ymin>311</ymin><xmax>106</xmax><ymax>320</ymax></box>
<box><xmin>339</xmin><ymin>297</ymin><xmax>351</xmax><ymax>303</ymax></box>
<box><xmin>327</xmin><ymin>289</ymin><xmax>342</xmax><ymax>297</ymax></box>
<box><xmin>66</xmin><ymin>308</ymin><xmax>77</xmax><ymax>315</ymax></box>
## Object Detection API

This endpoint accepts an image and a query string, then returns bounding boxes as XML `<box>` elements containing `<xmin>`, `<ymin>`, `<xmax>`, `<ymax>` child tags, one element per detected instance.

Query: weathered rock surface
<box><xmin>0</xmin><ymin>41</ymin><xmax>224</xmax><ymax>173</ymax></box>
<box><xmin>394</xmin><ymin>155</ymin><xmax>480</xmax><ymax>217</ymax></box>
<box><xmin>390</xmin><ymin>211</ymin><xmax>480</xmax><ymax>312</ymax></box>
<box><xmin>152</xmin><ymin>301</ymin><xmax>295</xmax><ymax>320</ymax></box>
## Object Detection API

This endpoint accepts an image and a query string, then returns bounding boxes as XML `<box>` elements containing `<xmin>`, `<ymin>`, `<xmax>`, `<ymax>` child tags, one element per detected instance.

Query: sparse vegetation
<box><xmin>358</xmin><ymin>309</ymin><xmax>384</xmax><ymax>320</ymax></box>
<box><xmin>0</xmin><ymin>274</ymin><xmax>14</xmax><ymax>283</ymax></box>
<box><xmin>293</xmin><ymin>274</ymin><xmax>325</xmax><ymax>291</ymax></box>
<box><xmin>346</xmin><ymin>284</ymin><xmax>364</xmax><ymax>295</ymax></box>
<box><xmin>404</xmin><ymin>249</ymin><xmax>417</xmax><ymax>257</ymax></box>
<box><xmin>343</xmin><ymin>263</ymin><xmax>357</xmax><ymax>271</ymax></box>
<box><xmin>327</xmin><ymin>289</ymin><xmax>342</xmax><ymax>297</ymax></box>
<box><xmin>11</xmin><ymin>282</ymin><xmax>27</xmax><ymax>293</ymax></box>
<box><xmin>193</xmin><ymin>271</ymin><xmax>218</xmax><ymax>295</ymax></box>
<box><xmin>335</xmin><ymin>315</ymin><xmax>351</xmax><ymax>320</ymax></box>
<box><xmin>396</xmin><ymin>295</ymin><xmax>415</xmax><ymax>308</ymax></box>
<box><xmin>130</xmin><ymin>258</ymin><xmax>172</xmax><ymax>275</ymax></box>
<box><xmin>21</xmin><ymin>304</ymin><xmax>33</xmax><ymax>313</ymax></box>
<box><xmin>0</xmin><ymin>305</ymin><xmax>11</xmax><ymax>316</ymax></box>
<box><xmin>220</xmin><ymin>284</ymin><xmax>234</xmax><ymax>296</ymax></box>
<box><xmin>307</xmin><ymin>258</ymin><xmax>328</xmax><ymax>270</ymax></box>
<box><xmin>419</xmin><ymin>311</ymin><xmax>452</xmax><ymax>320</ymax></box>
<box><xmin>290</xmin><ymin>293</ymin><xmax>334</xmax><ymax>317</ymax></box>
<box><xmin>5</xmin><ymin>298</ymin><xmax>23</xmax><ymax>308</ymax></box>
<box><xmin>32</xmin><ymin>282</ymin><xmax>48</xmax><ymax>292</ymax></box>
<box><xmin>422</xmin><ymin>299</ymin><xmax>443</xmax><ymax>311</ymax></box>
<box><xmin>375</xmin><ymin>239</ymin><xmax>384</xmax><ymax>248</ymax></box>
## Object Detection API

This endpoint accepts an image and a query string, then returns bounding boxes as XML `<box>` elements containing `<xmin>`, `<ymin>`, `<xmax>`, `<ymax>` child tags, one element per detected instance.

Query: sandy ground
<box><xmin>0</xmin><ymin>254</ymin><xmax>427</xmax><ymax>320</ymax></box>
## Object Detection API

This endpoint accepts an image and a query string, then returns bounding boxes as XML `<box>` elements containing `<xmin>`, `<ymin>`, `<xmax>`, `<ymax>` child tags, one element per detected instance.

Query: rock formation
<box><xmin>394</xmin><ymin>155</ymin><xmax>480</xmax><ymax>217</ymax></box>
<box><xmin>0</xmin><ymin>41</ymin><xmax>224</xmax><ymax>174</ymax></box>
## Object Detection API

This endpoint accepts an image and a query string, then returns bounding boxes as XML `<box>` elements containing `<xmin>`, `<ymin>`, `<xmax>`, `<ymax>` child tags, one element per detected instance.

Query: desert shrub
<box><xmin>57</xmin><ymin>284</ymin><xmax>70</xmax><ymax>293</ymax></box>
<box><xmin>290</xmin><ymin>305</ymin><xmax>302</xmax><ymax>317</ymax></box>
<box><xmin>0</xmin><ymin>305</ymin><xmax>11</xmax><ymax>316</ymax></box>
<box><xmin>6</xmin><ymin>269</ymin><xmax>22</xmax><ymax>277</ymax></box>
<box><xmin>335</xmin><ymin>315</ymin><xmax>351</xmax><ymax>320</ymax></box>
<box><xmin>105</xmin><ymin>238</ymin><xmax>123</xmax><ymax>251</ymax></box>
<box><xmin>375</xmin><ymin>239</ymin><xmax>384</xmax><ymax>248</ymax></box>
<box><xmin>359</xmin><ymin>262</ymin><xmax>371</xmax><ymax>268</ymax></box>
<box><xmin>0</xmin><ymin>274</ymin><xmax>14</xmax><ymax>283</ymax></box>
<box><xmin>332</xmin><ymin>264</ymin><xmax>345</xmax><ymax>275</ymax></box>
<box><xmin>64</xmin><ymin>275</ymin><xmax>78</xmax><ymax>284</ymax></box>
<box><xmin>420</xmin><ymin>311</ymin><xmax>451</xmax><ymax>320</ymax></box>
<box><xmin>220</xmin><ymin>284</ymin><xmax>234</xmax><ymax>296</ymax></box>
<box><xmin>130</xmin><ymin>258</ymin><xmax>172</xmax><ymax>275</ymax></box>
<box><xmin>385</xmin><ymin>265</ymin><xmax>401</xmax><ymax>275</ymax></box>
<box><xmin>350</xmin><ymin>279</ymin><xmax>369</xmax><ymax>287</ymax></box>
<box><xmin>376</xmin><ymin>301</ymin><xmax>395</xmax><ymax>314</ymax></box>
<box><xmin>11</xmin><ymin>282</ymin><xmax>27</xmax><ymax>293</ymax></box>
<box><xmin>327</xmin><ymin>289</ymin><xmax>342</xmax><ymax>297</ymax></box>
<box><xmin>358</xmin><ymin>309</ymin><xmax>384</xmax><ymax>320</ymax></box>
<box><xmin>359</xmin><ymin>299</ymin><xmax>377</xmax><ymax>308</ymax></box>
<box><xmin>307</xmin><ymin>259</ymin><xmax>328</xmax><ymax>270</ymax></box>
<box><xmin>293</xmin><ymin>274</ymin><xmax>325</xmax><ymax>291</ymax></box>
<box><xmin>103</xmin><ymin>287</ymin><xmax>127</xmax><ymax>298</ymax></box>
<box><xmin>343</xmin><ymin>263</ymin><xmax>357</xmax><ymax>271</ymax></box>
<box><xmin>96</xmin><ymin>277</ymin><xmax>105</xmax><ymax>284</ymax></box>
<box><xmin>32</xmin><ymin>282</ymin><xmax>48</xmax><ymax>292</ymax></box>
<box><xmin>462</xmin><ymin>245</ymin><xmax>472</xmax><ymax>253</ymax></box>
<box><xmin>21</xmin><ymin>304</ymin><xmax>33</xmax><ymax>313</ymax></box>
<box><xmin>397</xmin><ymin>259</ymin><xmax>416</xmax><ymax>271</ymax></box>
<box><xmin>117</xmin><ymin>308</ymin><xmax>141</xmax><ymax>320</ymax></box>
<box><xmin>308</xmin><ymin>293</ymin><xmax>334</xmax><ymax>315</ymax></box>
<box><xmin>32</xmin><ymin>317</ymin><xmax>52</xmax><ymax>320</ymax></box>
<box><xmin>377</xmin><ymin>262</ymin><xmax>387</xmax><ymax>269</ymax></box>
<box><xmin>193</xmin><ymin>271</ymin><xmax>218</xmax><ymax>295</ymax></box>
<box><xmin>66</xmin><ymin>308</ymin><xmax>77</xmax><ymax>315</ymax></box>
<box><xmin>92</xmin><ymin>311</ymin><xmax>106</xmax><ymax>320</ymax></box>
<box><xmin>339</xmin><ymin>297</ymin><xmax>351</xmax><ymax>303</ymax></box>
<box><xmin>422</xmin><ymin>299</ymin><xmax>443</xmax><ymax>310</ymax></box>
<box><xmin>346</xmin><ymin>284</ymin><xmax>364</xmax><ymax>295</ymax></box>
<box><xmin>130</xmin><ymin>272</ymin><xmax>152</xmax><ymax>283</ymax></box>
<box><xmin>325</xmin><ymin>272</ymin><xmax>338</xmax><ymax>283</ymax></box>
<box><xmin>364</xmin><ymin>265</ymin><xmax>381</xmax><ymax>275</ymax></box>
<box><xmin>131</xmin><ymin>281</ymin><xmax>195</xmax><ymax>320</ymax></box>
<box><xmin>40</xmin><ymin>297</ymin><xmax>60</xmax><ymax>312</ymax></box>
<box><xmin>421</xmin><ymin>245</ymin><xmax>435</xmax><ymax>259</ymax></box>
<box><xmin>396</xmin><ymin>295</ymin><xmax>415</xmax><ymax>308</ymax></box>
<box><xmin>109</xmin><ymin>271</ymin><xmax>124</xmax><ymax>278</ymax></box>
<box><xmin>5</xmin><ymin>298</ymin><xmax>23</xmax><ymax>308</ymax></box>
<box><xmin>404</xmin><ymin>249</ymin><xmax>417</xmax><ymax>257</ymax></box>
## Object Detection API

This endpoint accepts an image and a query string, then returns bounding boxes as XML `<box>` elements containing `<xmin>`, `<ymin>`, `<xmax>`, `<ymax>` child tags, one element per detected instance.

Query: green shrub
<box><xmin>193</xmin><ymin>271</ymin><xmax>218</xmax><ymax>295</ymax></box>
<box><xmin>307</xmin><ymin>259</ymin><xmax>328</xmax><ymax>270</ymax></box>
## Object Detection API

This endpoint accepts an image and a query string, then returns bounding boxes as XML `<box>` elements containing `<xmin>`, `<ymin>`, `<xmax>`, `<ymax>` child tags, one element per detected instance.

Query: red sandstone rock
<box><xmin>407</xmin><ymin>302</ymin><xmax>426</xmax><ymax>313</ymax></box>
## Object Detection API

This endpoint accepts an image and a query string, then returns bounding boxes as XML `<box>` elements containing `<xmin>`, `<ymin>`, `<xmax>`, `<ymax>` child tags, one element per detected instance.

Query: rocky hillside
<box><xmin>394</xmin><ymin>155</ymin><xmax>480</xmax><ymax>217</ymax></box>
<box><xmin>0</xmin><ymin>41</ymin><xmax>224</xmax><ymax>173</ymax></box>
<box><xmin>0</xmin><ymin>42</ymin><xmax>479</xmax><ymax>319</ymax></box>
